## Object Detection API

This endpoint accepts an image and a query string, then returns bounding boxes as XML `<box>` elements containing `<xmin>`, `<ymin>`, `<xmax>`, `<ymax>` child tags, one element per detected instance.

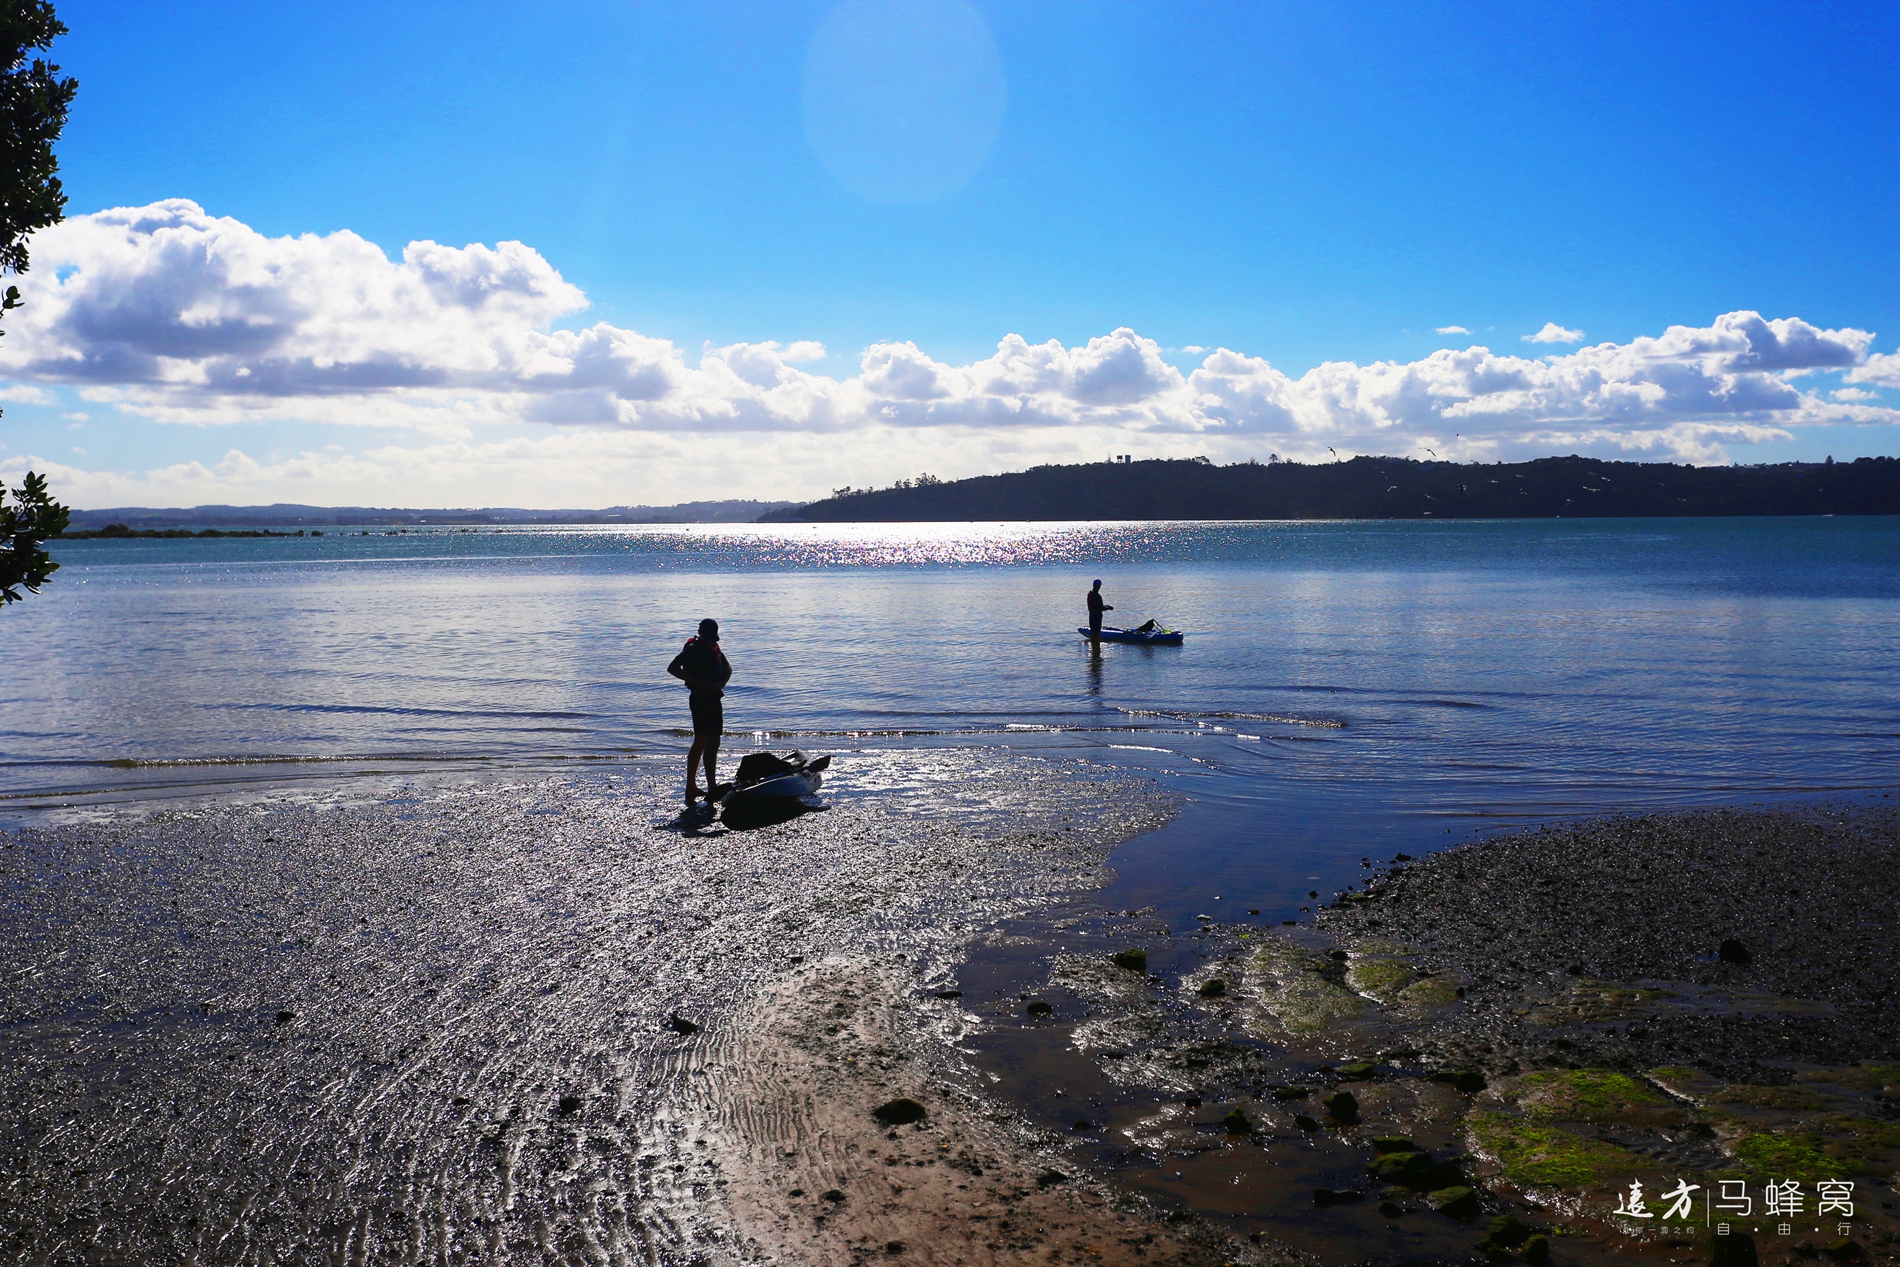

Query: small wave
<box><xmin>1115</xmin><ymin>707</ymin><xmax>1345</xmax><ymax>730</ymax></box>
<box><xmin>208</xmin><ymin>703</ymin><xmax>595</xmax><ymax>721</ymax></box>
<box><xmin>68</xmin><ymin>753</ymin><xmax>643</xmax><ymax>773</ymax></box>
<box><xmin>80</xmin><ymin>754</ymin><xmax>503</xmax><ymax>771</ymax></box>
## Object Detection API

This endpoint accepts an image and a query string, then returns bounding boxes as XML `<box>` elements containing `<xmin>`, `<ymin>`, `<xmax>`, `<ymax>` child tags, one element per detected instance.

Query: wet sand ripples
<box><xmin>0</xmin><ymin>751</ymin><xmax>1170</xmax><ymax>1264</ymax></box>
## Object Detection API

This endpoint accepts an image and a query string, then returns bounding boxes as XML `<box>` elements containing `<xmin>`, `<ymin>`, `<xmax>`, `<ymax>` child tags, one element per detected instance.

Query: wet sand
<box><xmin>10</xmin><ymin>767</ymin><xmax>1900</xmax><ymax>1266</ymax></box>
<box><xmin>1</xmin><ymin>752</ymin><xmax>1296</xmax><ymax>1264</ymax></box>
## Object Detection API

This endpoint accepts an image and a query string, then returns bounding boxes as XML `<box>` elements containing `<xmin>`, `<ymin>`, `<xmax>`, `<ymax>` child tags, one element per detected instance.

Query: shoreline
<box><xmin>1</xmin><ymin>752</ymin><xmax>1295</xmax><ymax>1264</ymax></box>
<box><xmin>944</xmin><ymin>795</ymin><xmax>1900</xmax><ymax>1265</ymax></box>
<box><xmin>8</xmin><ymin>771</ymin><xmax>1899</xmax><ymax>1264</ymax></box>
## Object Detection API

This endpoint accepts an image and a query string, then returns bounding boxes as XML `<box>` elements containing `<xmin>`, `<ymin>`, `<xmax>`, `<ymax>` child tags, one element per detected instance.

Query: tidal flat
<box><xmin>953</xmin><ymin>798</ymin><xmax>1900</xmax><ymax>1266</ymax></box>
<box><xmin>7</xmin><ymin>769</ymin><xmax>1900</xmax><ymax>1267</ymax></box>
<box><xmin>1</xmin><ymin>753</ymin><xmax>1310</xmax><ymax>1266</ymax></box>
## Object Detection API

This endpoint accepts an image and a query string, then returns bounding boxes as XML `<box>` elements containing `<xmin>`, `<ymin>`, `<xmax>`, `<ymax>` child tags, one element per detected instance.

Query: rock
<box><xmin>666</xmin><ymin>1012</ymin><xmax>700</xmax><ymax>1035</ymax></box>
<box><xmin>1270</xmin><ymin>1085</ymin><xmax>1311</xmax><ymax>1100</ymax></box>
<box><xmin>1328</xmin><ymin>949</ymin><xmax>1349</xmax><ymax>961</ymax></box>
<box><xmin>1248</xmin><ymin>908</ymin><xmax>1260</xmax><ymax>915</ymax></box>
<box><xmin>1393</xmin><ymin>853</ymin><xmax>1412</xmax><ymax>861</ymax></box>
<box><xmin>872</xmin><ymin>1097</ymin><xmax>927</xmax><ymax>1127</ymax></box>
<box><xmin>1336</xmin><ymin>1061</ymin><xmax>1377</xmax><ymax>1080</ymax></box>
<box><xmin>1183</xmin><ymin>1095</ymin><xmax>1202</xmax><ymax>1107</ymax></box>
<box><xmin>1821</xmin><ymin>1239</ymin><xmax>1865</xmax><ymax>1263</ymax></box>
<box><xmin>1433</xmin><ymin>1069</ymin><xmax>1486</xmax><ymax>1093</ymax></box>
<box><xmin>1522</xmin><ymin>1233</ymin><xmax>1552</xmax><ymax>1265</ymax></box>
<box><xmin>1427</xmin><ymin>1186</ymin><xmax>1479</xmax><ymax>1219</ymax></box>
<box><xmin>1313</xmin><ymin>1187</ymin><xmax>1363</xmax><ymax>1207</ymax></box>
<box><xmin>1036</xmin><ymin>1169</ymin><xmax>1068</xmax><ymax>1188</ymax></box>
<box><xmin>885</xmin><ymin>1241</ymin><xmax>907</xmax><ymax>1255</ymax></box>
<box><xmin>1294</xmin><ymin>1113</ymin><xmax>1320</xmax><ymax>1132</ymax></box>
<box><xmin>273</xmin><ymin>1009</ymin><xmax>296</xmax><ymax>1025</ymax></box>
<box><xmin>822</xmin><ymin>1189</ymin><xmax>845</xmax><ymax>1203</ymax></box>
<box><xmin>1719</xmin><ymin>938</ymin><xmax>1753</xmax><ymax>965</ymax></box>
<box><xmin>1708</xmin><ymin>1232</ymin><xmax>1759</xmax><ymax>1267</ymax></box>
<box><xmin>1198</xmin><ymin>977</ymin><xmax>1226</xmax><ymax>998</ymax></box>
<box><xmin>1476</xmin><ymin>1213</ymin><xmax>1534</xmax><ymax>1252</ymax></box>
<box><xmin>933</xmin><ymin>989</ymin><xmax>963</xmax><ymax>999</ymax></box>
<box><xmin>1366</xmin><ymin>1150</ymin><xmax>1437</xmax><ymax>1187</ymax></box>
<box><xmin>1072</xmin><ymin>1119</ymin><xmax>1092</xmax><ymax>1131</ymax></box>
<box><xmin>789</xmin><ymin>1188</ymin><xmax>804</xmax><ymax>1197</ymax></box>
<box><xmin>1025</xmin><ymin>1000</ymin><xmax>1053</xmax><ymax>1017</ymax></box>
<box><xmin>1378</xmin><ymin>1201</ymin><xmax>1404</xmax><ymax>1218</ymax></box>
<box><xmin>1221</xmin><ymin>1107</ymin><xmax>1254</xmax><ymax>1134</ymax></box>
<box><xmin>557</xmin><ymin>1094</ymin><xmax>582</xmax><ymax>1116</ymax></box>
<box><xmin>1370</xmin><ymin>1136</ymin><xmax>1417</xmax><ymax>1153</ymax></box>
<box><xmin>1321</xmin><ymin>1090</ymin><xmax>1359</xmax><ymax>1122</ymax></box>
<box><xmin>1110</xmin><ymin>949</ymin><xmax>1148</xmax><ymax>972</ymax></box>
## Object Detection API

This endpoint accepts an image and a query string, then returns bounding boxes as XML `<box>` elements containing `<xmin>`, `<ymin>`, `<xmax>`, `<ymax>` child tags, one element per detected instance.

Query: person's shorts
<box><xmin>689</xmin><ymin>694</ymin><xmax>724</xmax><ymax>739</ymax></box>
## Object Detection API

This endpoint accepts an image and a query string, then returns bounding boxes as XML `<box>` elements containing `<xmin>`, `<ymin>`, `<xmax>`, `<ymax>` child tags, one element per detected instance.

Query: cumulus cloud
<box><xmin>1849</xmin><ymin>350</ymin><xmax>1900</xmax><ymax>388</ymax></box>
<box><xmin>1436</xmin><ymin>325</ymin><xmax>1469</xmax><ymax>335</ymax></box>
<box><xmin>0</xmin><ymin>201</ymin><xmax>1894</xmax><ymax>504</ymax></box>
<box><xmin>1524</xmin><ymin>322</ymin><xmax>1585</xmax><ymax>344</ymax></box>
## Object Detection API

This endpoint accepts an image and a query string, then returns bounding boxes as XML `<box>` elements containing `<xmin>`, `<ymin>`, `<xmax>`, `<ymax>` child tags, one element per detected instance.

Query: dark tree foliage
<box><xmin>0</xmin><ymin>3</ymin><xmax>75</xmax><ymax>609</ymax></box>
<box><xmin>761</xmin><ymin>455</ymin><xmax>1900</xmax><ymax>522</ymax></box>
<box><xmin>0</xmin><ymin>0</ymin><xmax>75</xmax><ymax>278</ymax></box>
<box><xmin>1</xmin><ymin>469</ymin><xmax>69</xmax><ymax>604</ymax></box>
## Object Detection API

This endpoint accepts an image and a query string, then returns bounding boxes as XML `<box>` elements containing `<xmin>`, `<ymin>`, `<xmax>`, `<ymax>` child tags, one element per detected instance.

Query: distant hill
<box><xmin>65</xmin><ymin>499</ymin><xmax>798</xmax><ymax>530</ymax></box>
<box><xmin>758</xmin><ymin>455</ymin><xmax>1900</xmax><ymax>522</ymax></box>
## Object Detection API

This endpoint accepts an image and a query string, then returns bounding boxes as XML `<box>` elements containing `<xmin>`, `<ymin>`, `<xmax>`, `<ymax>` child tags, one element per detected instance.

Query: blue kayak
<box><xmin>1079</xmin><ymin>626</ymin><xmax>1185</xmax><ymax>645</ymax></box>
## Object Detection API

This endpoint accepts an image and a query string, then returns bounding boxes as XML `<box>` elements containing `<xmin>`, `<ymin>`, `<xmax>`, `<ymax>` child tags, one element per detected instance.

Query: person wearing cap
<box><xmin>667</xmin><ymin>618</ymin><xmax>732</xmax><ymax>804</ymax></box>
<box><xmin>1086</xmin><ymin>579</ymin><xmax>1113</xmax><ymax>642</ymax></box>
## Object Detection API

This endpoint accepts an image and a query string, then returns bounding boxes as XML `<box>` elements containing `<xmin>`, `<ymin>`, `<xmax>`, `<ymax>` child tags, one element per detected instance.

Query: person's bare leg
<box><xmin>686</xmin><ymin>737</ymin><xmax>706</xmax><ymax>800</ymax></box>
<box><xmin>701</xmin><ymin>739</ymin><xmax>720</xmax><ymax>795</ymax></box>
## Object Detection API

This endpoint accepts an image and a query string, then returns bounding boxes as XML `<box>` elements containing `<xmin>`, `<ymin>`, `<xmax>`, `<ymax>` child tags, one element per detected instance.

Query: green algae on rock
<box><xmin>1467</xmin><ymin>1111</ymin><xmax>1652</xmax><ymax>1189</ymax></box>
<box><xmin>1396</xmin><ymin>976</ymin><xmax>1462</xmax><ymax>1006</ymax></box>
<box><xmin>1345</xmin><ymin>957</ymin><xmax>1421</xmax><ymax>1002</ymax></box>
<box><xmin>1509</xmin><ymin>1069</ymin><xmax>1685</xmax><ymax>1128</ymax></box>
<box><xmin>1245</xmin><ymin>936</ymin><xmax>1370</xmax><ymax>1033</ymax></box>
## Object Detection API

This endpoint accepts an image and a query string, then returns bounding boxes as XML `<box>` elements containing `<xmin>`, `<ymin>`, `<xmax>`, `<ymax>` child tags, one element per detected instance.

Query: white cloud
<box><xmin>1179</xmin><ymin>345</ymin><xmax>1205</xmax><ymax>354</ymax></box>
<box><xmin>1849</xmin><ymin>350</ymin><xmax>1900</xmax><ymax>388</ymax></box>
<box><xmin>1524</xmin><ymin>322</ymin><xmax>1585</xmax><ymax>344</ymax></box>
<box><xmin>0</xmin><ymin>201</ymin><xmax>1894</xmax><ymax>504</ymax></box>
<box><xmin>1436</xmin><ymin>325</ymin><xmax>1469</xmax><ymax>335</ymax></box>
<box><xmin>1833</xmin><ymin>386</ymin><xmax>1879</xmax><ymax>401</ymax></box>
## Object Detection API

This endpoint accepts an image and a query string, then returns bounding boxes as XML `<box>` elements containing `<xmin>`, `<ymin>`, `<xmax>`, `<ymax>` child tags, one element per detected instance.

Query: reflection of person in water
<box><xmin>1087</xmin><ymin>579</ymin><xmax>1112</xmax><ymax>641</ymax></box>
<box><xmin>667</xmin><ymin>618</ymin><xmax>732</xmax><ymax>805</ymax></box>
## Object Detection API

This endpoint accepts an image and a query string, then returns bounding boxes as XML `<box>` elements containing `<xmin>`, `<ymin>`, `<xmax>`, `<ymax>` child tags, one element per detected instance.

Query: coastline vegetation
<box><xmin>763</xmin><ymin>453</ymin><xmax>1900</xmax><ymax>522</ymax></box>
<box><xmin>56</xmin><ymin>524</ymin><xmax>323</xmax><ymax>539</ymax></box>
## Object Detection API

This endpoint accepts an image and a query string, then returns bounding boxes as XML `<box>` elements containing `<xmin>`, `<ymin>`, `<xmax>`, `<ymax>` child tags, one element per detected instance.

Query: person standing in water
<box><xmin>1087</xmin><ymin>579</ymin><xmax>1113</xmax><ymax>642</ymax></box>
<box><xmin>667</xmin><ymin>617</ymin><xmax>732</xmax><ymax>805</ymax></box>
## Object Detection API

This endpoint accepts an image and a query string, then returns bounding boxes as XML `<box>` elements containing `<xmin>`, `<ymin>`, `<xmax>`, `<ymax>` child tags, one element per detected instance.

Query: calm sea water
<box><xmin>7</xmin><ymin>518</ymin><xmax>1897</xmax><ymax>918</ymax></box>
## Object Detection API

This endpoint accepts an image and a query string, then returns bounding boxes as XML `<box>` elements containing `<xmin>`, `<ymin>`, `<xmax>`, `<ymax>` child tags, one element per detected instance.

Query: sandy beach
<box><xmin>7</xmin><ymin>763</ymin><xmax>1899</xmax><ymax>1266</ymax></box>
<box><xmin>1</xmin><ymin>752</ymin><xmax>1305</xmax><ymax>1265</ymax></box>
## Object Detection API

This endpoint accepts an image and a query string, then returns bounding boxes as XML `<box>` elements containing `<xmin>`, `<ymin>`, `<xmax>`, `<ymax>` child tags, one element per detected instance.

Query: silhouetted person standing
<box><xmin>1087</xmin><ymin>579</ymin><xmax>1113</xmax><ymax>642</ymax></box>
<box><xmin>667</xmin><ymin>618</ymin><xmax>731</xmax><ymax>805</ymax></box>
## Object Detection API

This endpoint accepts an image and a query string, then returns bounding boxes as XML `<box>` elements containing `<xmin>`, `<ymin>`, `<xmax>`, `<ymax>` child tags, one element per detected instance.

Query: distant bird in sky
<box><xmin>1328</xmin><ymin>447</ymin><xmax>1339</xmax><ymax>461</ymax></box>
<box><xmin>1424</xmin><ymin>447</ymin><xmax>1439</xmax><ymax>459</ymax></box>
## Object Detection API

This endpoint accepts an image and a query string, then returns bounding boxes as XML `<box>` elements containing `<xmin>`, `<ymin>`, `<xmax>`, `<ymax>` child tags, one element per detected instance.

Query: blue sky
<box><xmin>3</xmin><ymin>0</ymin><xmax>1897</xmax><ymax>507</ymax></box>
